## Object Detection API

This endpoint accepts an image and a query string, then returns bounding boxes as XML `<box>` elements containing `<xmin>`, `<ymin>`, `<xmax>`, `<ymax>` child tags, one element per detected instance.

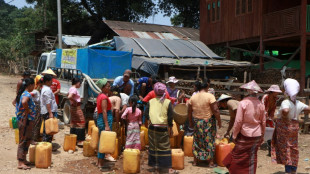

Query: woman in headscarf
<box><xmin>223</xmin><ymin>80</ymin><xmax>266</xmax><ymax>174</ymax></box>
<box><xmin>95</xmin><ymin>78</ymin><xmax>113</xmax><ymax>168</ymax></box>
<box><xmin>188</xmin><ymin>78</ymin><xmax>222</xmax><ymax>167</ymax></box>
<box><xmin>271</xmin><ymin>78</ymin><xmax>310</xmax><ymax>174</ymax></box>
<box><xmin>31</xmin><ymin>75</ymin><xmax>43</xmax><ymax>142</ymax></box>
<box><xmin>261</xmin><ymin>85</ymin><xmax>282</xmax><ymax>156</ymax></box>
<box><xmin>144</xmin><ymin>82</ymin><xmax>176</xmax><ymax>173</ymax></box>
<box><xmin>68</xmin><ymin>77</ymin><xmax>85</xmax><ymax>146</ymax></box>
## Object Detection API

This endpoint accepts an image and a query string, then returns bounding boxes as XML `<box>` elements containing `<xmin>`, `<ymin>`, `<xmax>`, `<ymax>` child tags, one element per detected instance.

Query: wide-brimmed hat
<box><xmin>266</xmin><ymin>85</ymin><xmax>282</xmax><ymax>93</ymax></box>
<box><xmin>42</xmin><ymin>68</ymin><xmax>56</xmax><ymax>77</ymax></box>
<box><xmin>240</xmin><ymin>80</ymin><xmax>263</xmax><ymax>93</ymax></box>
<box><xmin>217</xmin><ymin>94</ymin><xmax>232</xmax><ymax>102</ymax></box>
<box><xmin>166</xmin><ymin>76</ymin><xmax>178</xmax><ymax>84</ymax></box>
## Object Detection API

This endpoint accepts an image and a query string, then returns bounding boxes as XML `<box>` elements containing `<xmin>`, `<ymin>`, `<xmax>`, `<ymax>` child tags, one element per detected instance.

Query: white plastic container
<box><xmin>264</xmin><ymin>127</ymin><xmax>275</xmax><ymax>141</ymax></box>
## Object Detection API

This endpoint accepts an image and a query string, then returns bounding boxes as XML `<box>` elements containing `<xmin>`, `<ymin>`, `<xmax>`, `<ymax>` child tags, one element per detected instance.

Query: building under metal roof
<box><xmin>104</xmin><ymin>20</ymin><xmax>200</xmax><ymax>41</ymax></box>
<box><xmin>113</xmin><ymin>37</ymin><xmax>252</xmax><ymax>75</ymax></box>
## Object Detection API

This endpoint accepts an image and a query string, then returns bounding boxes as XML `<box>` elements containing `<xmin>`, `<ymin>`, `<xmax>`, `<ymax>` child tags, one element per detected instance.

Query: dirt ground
<box><xmin>0</xmin><ymin>74</ymin><xmax>310</xmax><ymax>174</ymax></box>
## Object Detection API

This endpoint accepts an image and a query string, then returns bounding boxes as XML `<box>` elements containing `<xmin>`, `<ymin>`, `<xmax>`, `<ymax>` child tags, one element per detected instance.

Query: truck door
<box><xmin>37</xmin><ymin>55</ymin><xmax>47</xmax><ymax>75</ymax></box>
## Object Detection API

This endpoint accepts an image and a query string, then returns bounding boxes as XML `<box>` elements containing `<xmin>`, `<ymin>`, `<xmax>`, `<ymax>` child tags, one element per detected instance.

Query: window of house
<box><xmin>248</xmin><ymin>0</ymin><xmax>253</xmax><ymax>12</ymax></box>
<box><xmin>236</xmin><ymin>0</ymin><xmax>241</xmax><ymax>15</ymax></box>
<box><xmin>207</xmin><ymin>4</ymin><xmax>211</xmax><ymax>23</ymax></box>
<box><xmin>216</xmin><ymin>0</ymin><xmax>221</xmax><ymax>21</ymax></box>
<box><xmin>236</xmin><ymin>0</ymin><xmax>253</xmax><ymax>16</ymax></box>
<box><xmin>212</xmin><ymin>2</ymin><xmax>216</xmax><ymax>22</ymax></box>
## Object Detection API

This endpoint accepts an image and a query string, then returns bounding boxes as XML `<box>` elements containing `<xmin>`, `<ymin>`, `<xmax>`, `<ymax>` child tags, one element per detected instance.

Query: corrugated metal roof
<box><xmin>62</xmin><ymin>35</ymin><xmax>91</xmax><ymax>46</ymax></box>
<box><xmin>104</xmin><ymin>20</ymin><xmax>200</xmax><ymax>40</ymax></box>
<box><xmin>114</xmin><ymin>36</ymin><xmax>223</xmax><ymax>59</ymax></box>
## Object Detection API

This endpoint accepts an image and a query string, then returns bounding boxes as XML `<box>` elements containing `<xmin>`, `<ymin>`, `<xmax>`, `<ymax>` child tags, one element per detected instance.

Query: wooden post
<box><xmin>260</xmin><ymin>0</ymin><xmax>264</xmax><ymax>72</ymax></box>
<box><xmin>243</xmin><ymin>71</ymin><xmax>247</xmax><ymax>83</ymax></box>
<box><xmin>204</xmin><ymin>66</ymin><xmax>206</xmax><ymax>79</ymax></box>
<box><xmin>197</xmin><ymin>66</ymin><xmax>201</xmax><ymax>79</ymax></box>
<box><xmin>300</xmin><ymin>0</ymin><xmax>307</xmax><ymax>92</ymax></box>
<box><xmin>259</xmin><ymin>36</ymin><xmax>264</xmax><ymax>72</ymax></box>
<box><xmin>226</xmin><ymin>42</ymin><xmax>231</xmax><ymax>60</ymax></box>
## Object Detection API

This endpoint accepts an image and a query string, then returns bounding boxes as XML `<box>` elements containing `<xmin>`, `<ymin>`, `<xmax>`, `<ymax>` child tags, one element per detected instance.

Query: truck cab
<box><xmin>36</xmin><ymin>51</ymin><xmax>56</xmax><ymax>75</ymax></box>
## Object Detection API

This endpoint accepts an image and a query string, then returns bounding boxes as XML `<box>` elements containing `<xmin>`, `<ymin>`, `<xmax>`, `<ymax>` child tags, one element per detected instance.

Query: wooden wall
<box><xmin>200</xmin><ymin>0</ymin><xmax>262</xmax><ymax>45</ymax></box>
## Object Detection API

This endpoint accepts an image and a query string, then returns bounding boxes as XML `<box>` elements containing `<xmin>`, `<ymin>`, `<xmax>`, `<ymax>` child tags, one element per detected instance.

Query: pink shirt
<box><xmin>233</xmin><ymin>97</ymin><xmax>266</xmax><ymax>139</ymax></box>
<box><xmin>68</xmin><ymin>87</ymin><xmax>81</xmax><ymax>104</ymax></box>
<box><xmin>121</xmin><ymin>107</ymin><xmax>142</xmax><ymax>124</ymax></box>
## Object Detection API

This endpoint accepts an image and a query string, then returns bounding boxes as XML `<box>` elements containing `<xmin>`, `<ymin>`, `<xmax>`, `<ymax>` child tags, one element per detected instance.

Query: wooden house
<box><xmin>200</xmin><ymin>0</ymin><xmax>310</xmax><ymax>90</ymax></box>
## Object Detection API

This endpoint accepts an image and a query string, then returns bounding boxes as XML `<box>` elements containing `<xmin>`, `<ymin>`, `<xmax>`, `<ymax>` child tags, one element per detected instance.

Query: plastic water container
<box><xmin>184</xmin><ymin>136</ymin><xmax>193</xmax><ymax>157</ymax></box>
<box><xmin>88</xmin><ymin>120</ymin><xmax>95</xmax><ymax>135</ymax></box>
<box><xmin>140</xmin><ymin>131</ymin><xmax>145</xmax><ymax>150</ymax></box>
<box><xmin>15</xmin><ymin>129</ymin><xmax>19</xmax><ymax>144</ymax></box>
<box><xmin>40</xmin><ymin>121</ymin><xmax>44</xmax><ymax>134</ymax></box>
<box><xmin>123</xmin><ymin>149</ymin><xmax>140</xmax><ymax>173</ymax></box>
<box><xmin>172</xmin><ymin>121</ymin><xmax>179</xmax><ymax>136</ymax></box>
<box><xmin>170</xmin><ymin>136</ymin><xmax>176</xmax><ymax>148</ymax></box>
<box><xmin>9</xmin><ymin>118</ymin><xmax>13</xmax><ymax>128</ymax></box>
<box><xmin>215</xmin><ymin>143</ymin><xmax>232</xmax><ymax>167</ymax></box>
<box><xmin>112</xmin><ymin>138</ymin><xmax>120</xmax><ymax>159</ymax></box>
<box><xmin>45</xmin><ymin>118</ymin><xmax>59</xmax><ymax>135</ymax></box>
<box><xmin>83</xmin><ymin>140</ymin><xmax>95</xmax><ymax>157</ymax></box>
<box><xmin>35</xmin><ymin>142</ymin><xmax>52</xmax><ymax>168</ymax></box>
<box><xmin>12</xmin><ymin>117</ymin><xmax>18</xmax><ymax>129</ymax></box>
<box><xmin>140</xmin><ymin>126</ymin><xmax>148</xmax><ymax>145</ymax></box>
<box><xmin>264</xmin><ymin>127</ymin><xmax>275</xmax><ymax>141</ymax></box>
<box><xmin>121</xmin><ymin>126</ymin><xmax>126</xmax><ymax>147</ymax></box>
<box><xmin>177</xmin><ymin>130</ymin><xmax>184</xmax><ymax>148</ymax></box>
<box><xmin>172</xmin><ymin>149</ymin><xmax>184</xmax><ymax>170</ymax></box>
<box><xmin>29</xmin><ymin>144</ymin><xmax>36</xmax><ymax>163</ymax></box>
<box><xmin>63</xmin><ymin>134</ymin><xmax>77</xmax><ymax>151</ymax></box>
<box><xmin>99</xmin><ymin>131</ymin><xmax>116</xmax><ymax>154</ymax></box>
<box><xmin>90</xmin><ymin>127</ymin><xmax>99</xmax><ymax>150</ymax></box>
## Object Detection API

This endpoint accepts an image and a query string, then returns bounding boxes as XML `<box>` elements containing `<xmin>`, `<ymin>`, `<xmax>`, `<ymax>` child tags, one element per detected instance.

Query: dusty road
<box><xmin>0</xmin><ymin>74</ymin><xmax>310</xmax><ymax>174</ymax></box>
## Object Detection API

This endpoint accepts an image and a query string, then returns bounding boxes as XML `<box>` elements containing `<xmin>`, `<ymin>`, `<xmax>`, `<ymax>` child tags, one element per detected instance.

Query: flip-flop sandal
<box><xmin>23</xmin><ymin>161</ymin><xmax>32</xmax><ymax>165</ymax></box>
<box><xmin>99</xmin><ymin>166</ymin><xmax>112</xmax><ymax>172</ymax></box>
<box><xmin>18</xmin><ymin>165</ymin><xmax>31</xmax><ymax>170</ymax></box>
<box><xmin>169</xmin><ymin>169</ymin><xmax>179</xmax><ymax>174</ymax></box>
<box><xmin>208</xmin><ymin>164</ymin><xmax>217</xmax><ymax>168</ymax></box>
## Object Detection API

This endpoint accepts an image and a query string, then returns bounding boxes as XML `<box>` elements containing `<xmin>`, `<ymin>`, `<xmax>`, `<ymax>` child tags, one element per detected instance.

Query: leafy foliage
<box><xmin>80</xmin><ymin>0</ymin><xmax>156</xmax><ymax>22</ymax></box>
<box><xmin>158</xmin><ymin>0</ymin><xmax>200</xmax><ymax>28</ymax></box>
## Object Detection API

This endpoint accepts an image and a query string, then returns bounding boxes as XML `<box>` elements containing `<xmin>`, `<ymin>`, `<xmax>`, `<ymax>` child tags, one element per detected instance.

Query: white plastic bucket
<box><xmin>264</xmin><ymin>127</ymin><xmax>275</xmax><ymax>141</ymax></box>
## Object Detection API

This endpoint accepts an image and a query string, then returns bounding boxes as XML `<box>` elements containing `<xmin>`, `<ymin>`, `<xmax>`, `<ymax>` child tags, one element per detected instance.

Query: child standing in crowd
<box><xmin>15</xmin><ymin>78</ymin><xmax>35</xmax><ymax>170</ymax></box>
<box><xmin>121</xmin><ymin>95</ymin><xmax>142</xmax><ymax>150</ymax></box>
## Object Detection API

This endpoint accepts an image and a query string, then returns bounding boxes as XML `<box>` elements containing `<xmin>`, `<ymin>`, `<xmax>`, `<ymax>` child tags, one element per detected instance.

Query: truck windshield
<box><xmin>37</xmin><ymin>55</ymin><xmax>47</xmax><ymax>74</ymax></box>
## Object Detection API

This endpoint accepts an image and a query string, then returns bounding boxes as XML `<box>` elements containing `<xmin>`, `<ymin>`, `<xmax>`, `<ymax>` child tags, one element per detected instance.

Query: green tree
<box><xmin>158</xmin><ymin>0</ymin><xmax>200</xmax><ymax>28</ymax></box>
<box><xmin>80</xmin><ymin>0</ymin><xmax>156</xmax><ymax>22</ymax></box>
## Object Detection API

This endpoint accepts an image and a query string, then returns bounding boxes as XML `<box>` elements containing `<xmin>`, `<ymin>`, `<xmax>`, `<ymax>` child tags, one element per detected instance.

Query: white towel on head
<box><xmin>284</xmin><ymin>78</ymin><xmax>300</xmax><ymax>102</ymax></box>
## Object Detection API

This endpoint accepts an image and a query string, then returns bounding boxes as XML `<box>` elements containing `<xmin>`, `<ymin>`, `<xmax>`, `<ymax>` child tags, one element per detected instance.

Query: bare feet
<box><xmin>18</xmin><ymin>161</ymin><xmax>30</xmax><ymax>170</ymax></box>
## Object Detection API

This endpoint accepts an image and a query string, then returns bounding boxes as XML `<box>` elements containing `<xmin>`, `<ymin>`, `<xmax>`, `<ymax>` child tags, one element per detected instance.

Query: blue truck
<box><xmin>36</xmin><ymin>46</ymin><xmax>132</xmax><ymax>124</ymax></box>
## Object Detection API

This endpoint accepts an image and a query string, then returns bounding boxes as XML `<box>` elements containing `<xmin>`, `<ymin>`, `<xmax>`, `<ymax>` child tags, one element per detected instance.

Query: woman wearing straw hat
<box><xmin>223</xmin><ymin>80</ymin><xmax>266</xmax><ymax>174</ymax></box>
<box><xmin>42</xmin><ymin>68</ymin><xmax>61</xmax><ymax>105</ymax></box>
<box><xmin>261</xmin><ymin>85</ymin><xmax>282</xmax><ymax>156</ymax></box>
<box><xmin>271</xmin><ymin>79</ymin><xmax>310</xmax><ymax>174</ymax></box>
<box><xmin>217</xmin><ymin>94</ymin><xmax>239</xmax><ymax>138</ymax></box>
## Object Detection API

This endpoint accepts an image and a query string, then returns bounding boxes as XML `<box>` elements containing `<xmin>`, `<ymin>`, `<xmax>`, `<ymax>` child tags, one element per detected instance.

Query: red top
<box><xmin>97</xmin><ymin>93</ymin><xmax>112</xmax><ymax>114</ymax></box>
<box><xmin>143</xmin><ymin>90</ymin><xmax>171</xmax><ymax>103</ymax></box>
<box><xmin>50</xmin><ymin>78</ymin><xmax>61</xmax><ymax>104</ymax></box>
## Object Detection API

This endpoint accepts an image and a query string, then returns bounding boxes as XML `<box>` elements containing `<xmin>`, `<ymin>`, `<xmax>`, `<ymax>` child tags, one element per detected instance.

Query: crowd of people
<box><xmin>12</xmin><ymin>68</ymin><xmax>310</xmax><ymax>174</ymax></box>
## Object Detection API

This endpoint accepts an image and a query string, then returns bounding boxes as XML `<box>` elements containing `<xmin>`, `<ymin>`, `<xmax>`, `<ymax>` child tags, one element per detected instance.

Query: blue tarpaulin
<box><xmin>56</xmin><ymin>48</ymin><xmax>132</xmax><ymax>79</ymax></box>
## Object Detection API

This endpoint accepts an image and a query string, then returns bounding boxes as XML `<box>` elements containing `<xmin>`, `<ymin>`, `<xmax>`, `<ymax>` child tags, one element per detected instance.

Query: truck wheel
<box><xmin>63</xmin><ymin>100</ymin><xmax>71</xmax><ymax>124</ymax></box>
